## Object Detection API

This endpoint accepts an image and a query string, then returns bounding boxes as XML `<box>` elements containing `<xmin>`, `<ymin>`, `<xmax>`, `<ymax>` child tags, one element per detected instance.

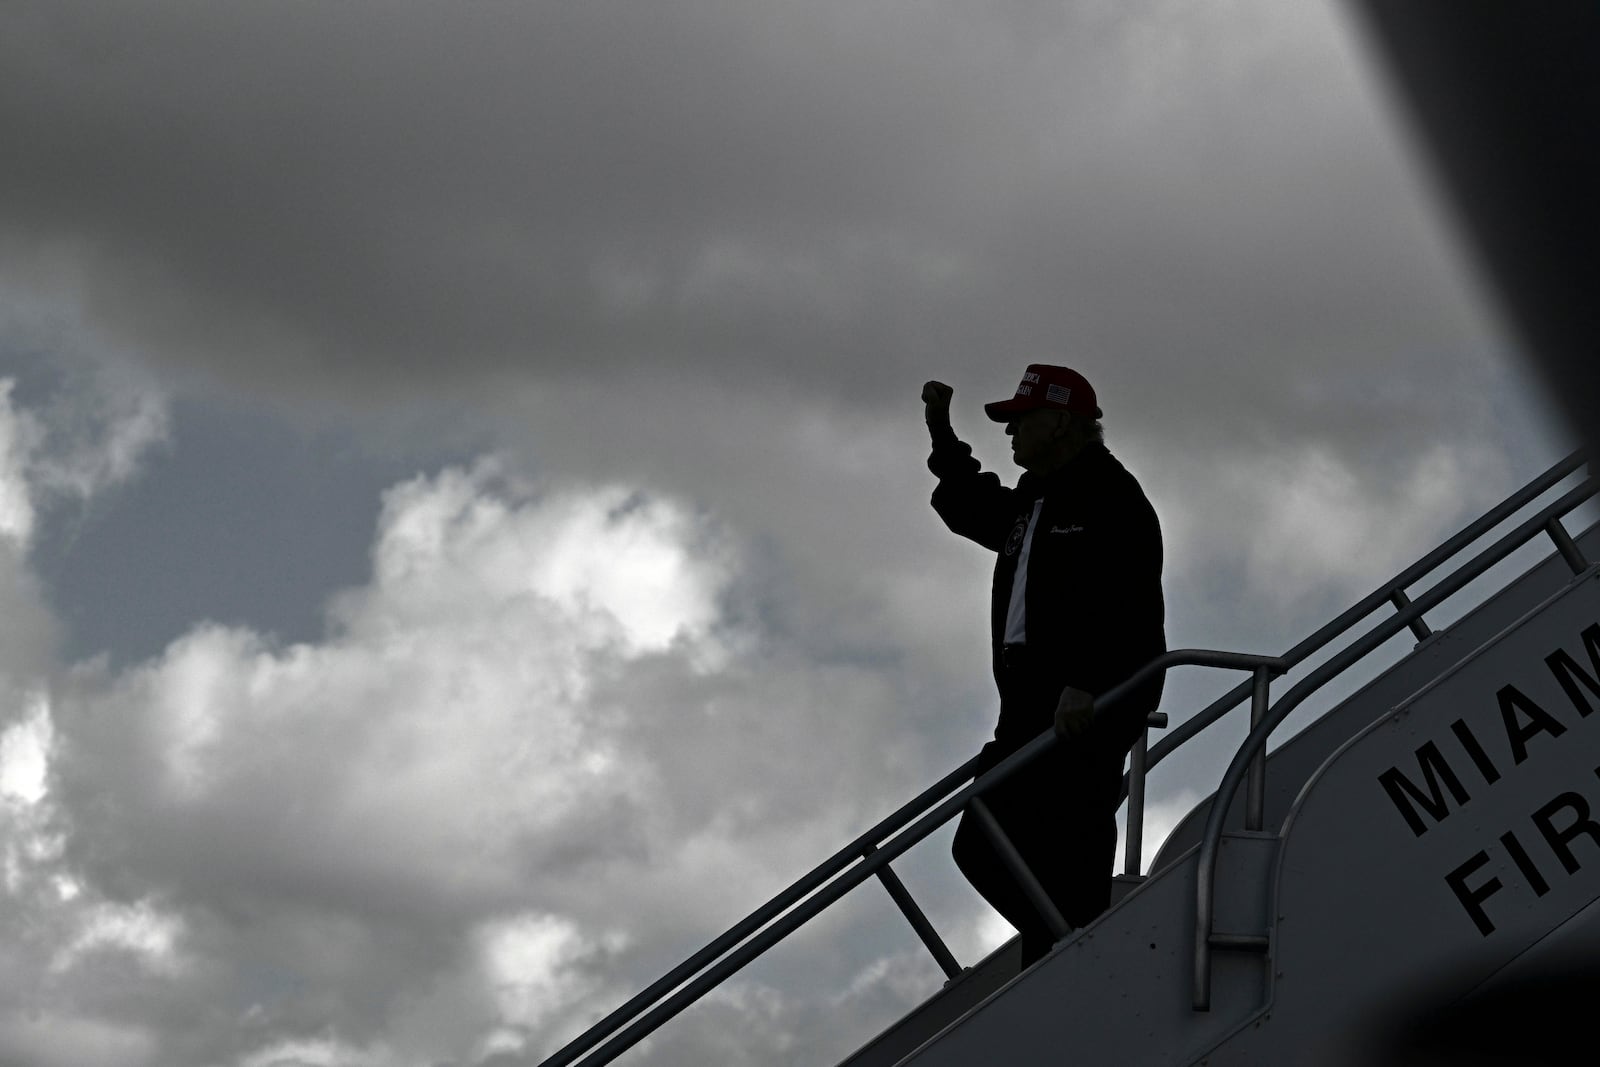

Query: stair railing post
<box><xmin>1546</xmin><ymin>515</ymin><xmax>1590</xmax><ymax>574</ymax></box>
<box><xmin>1124</xmin><ymin>730</ymin><xmax>1149</xmax><ymax>877</ymax></box>
<box><xmin>1245</xmin><ymin>667</ymin><xmax>1271</xmax><ymax>832</ymax></box>
<box><xmin>968</xmin><ymin>796</ymin><xmax>1070</xmax><ymax>940</ymax></box>
<box><xmin>1122</xmin><ymin>710</ymin><xmax>1169</xmax><ymax>877</ymax></box>
<box><xmin>865</xmin><ymin>845</ymin><xmax>963</xmax><ymax>980</ymax></box>
<box><xmin>1388</xmin><ymin>587</ymin><xmax>1434</xmax><ymax>642</ymax></box>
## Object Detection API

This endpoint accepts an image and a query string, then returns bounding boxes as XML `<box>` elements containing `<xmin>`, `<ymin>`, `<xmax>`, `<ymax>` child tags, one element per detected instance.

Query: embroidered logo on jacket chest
<box><xmin>1003</xmin><ymin>517</ymin><xmax>1029</xmax><ymax>557</ymax></box>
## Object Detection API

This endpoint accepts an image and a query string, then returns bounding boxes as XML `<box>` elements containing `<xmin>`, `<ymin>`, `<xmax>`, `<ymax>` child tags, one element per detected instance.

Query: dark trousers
<box><xmin>952</xmin><ymin>656</ymin><xmax>1132</xmax><ymax>966</ymax></box>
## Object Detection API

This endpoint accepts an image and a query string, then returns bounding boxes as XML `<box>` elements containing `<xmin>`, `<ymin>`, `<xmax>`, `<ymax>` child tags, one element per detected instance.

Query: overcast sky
<box><xmin>0</xmin><ymin>2</ymin><xmax>1592</xmax><ymax>1065</ymax></box>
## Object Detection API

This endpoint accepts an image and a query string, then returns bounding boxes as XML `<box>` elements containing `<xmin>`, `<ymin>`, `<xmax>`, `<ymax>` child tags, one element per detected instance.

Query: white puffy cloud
<box><xmin>1129</xmin><ymin>789</ymin><xmax>1204</xmax><ymax>877</ymax></box>
<box><xmin>0</xmin><ymin>364</ymin><xmax>168</xmax><ymax>692</ymax></box>
<box><xmin>20</xmin><ymin>455</ymin><xmax>958</xmax><ymax>1066</ymax></box>
<box><xmin>1144</xmin><ymin>440</ymin><xmax>1514</xmax><ymax>625</ymax></box>
<box><xmin>1234</xmin><ymin>445</ymin><xmax>1464</xmax><ymax>602</ymax></box>
<box><xmin>0</xmin><ymin>382</ymin><xmax>38</xmax><ymax>546</ymax></box>
<box><xmin>0</xmin><ymin>367</ymin><xmax>993</xmax><ymax>1066</ymax></box>
<box><xmin>26</xmin><ymin>375</ymin><xmax>168</xmax><ymax>506</ymax></box>
<box><xmin>235</xmin><ymin>1037</ymin><xmax>394</xmax><ymax>1067</ymax></box>
<box><xmin>0</xmin><ymin>387</ymin><xmax>58</xmax><ymax>756</ymax></box>
<box><xmin>0</xmin><ymin>692</ymin><xmax>51</xmax><ymax>806</ymax></box>
<box><xmin>0</xmin><ymin>363</ymin><xmax>169</xmax><ymax>530</ymax></box>
<box><xmin>48</xmin><ymin>898</ymin><xmax>184</xmax><ymax>976</ymax></box>
<box><xmin>57</xmin><ymin>464</ymin><xmax>734</xmax><ymax>910</ymax></box>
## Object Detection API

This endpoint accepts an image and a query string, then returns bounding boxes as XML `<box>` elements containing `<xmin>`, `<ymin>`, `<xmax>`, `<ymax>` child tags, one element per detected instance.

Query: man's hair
<box><xmin>1040</xmin><ymin>410</ymin><xmax>1104</xmax><ymax>447</ymax></box>
<box><xmin>1068</xmin><ymin>413</ymin><xmax>1105</xmax><ymax>444</ymax></box>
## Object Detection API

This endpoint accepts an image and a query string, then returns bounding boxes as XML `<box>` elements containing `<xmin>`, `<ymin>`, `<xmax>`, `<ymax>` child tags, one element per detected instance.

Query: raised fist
<box><xmin>922</xmin><ymin>380</ymin><xmax>954</xmax><ymax>425</ymax></box>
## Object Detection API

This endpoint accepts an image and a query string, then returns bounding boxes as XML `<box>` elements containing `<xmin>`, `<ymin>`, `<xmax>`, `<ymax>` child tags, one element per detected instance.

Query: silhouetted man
<box><xmin>923</xmin><ymin>365</ymin><xmax>1165</xmax><ymax>966</ymax></box>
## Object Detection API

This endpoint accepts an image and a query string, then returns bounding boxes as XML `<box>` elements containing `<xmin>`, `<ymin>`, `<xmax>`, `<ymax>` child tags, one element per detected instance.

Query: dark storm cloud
<box><xmin>0</xmin><ymin>0</ymin><xmax>1493</xmax><ymax>429</ymax></box>
<box><xmin>2</xmin><ymin>0</ymin><xmax>1005</xmax><ymax>396</ymax></box>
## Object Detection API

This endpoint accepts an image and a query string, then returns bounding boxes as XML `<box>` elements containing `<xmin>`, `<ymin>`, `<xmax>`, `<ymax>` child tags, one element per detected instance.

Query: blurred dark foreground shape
<box><xmin>1350</xmin><ymin>5</ymin><xmax>1600</xmax><ymax>1062</ymax></box>
<box><xmin>1349</xmin><ymin>1</ymin><xmax>1600</xmax><ymax>460</ymax></box>
<box><xmin>1364</xmin><ymin>941</ymin><xmax>1600</xmax><ymax>1066</ymax></box>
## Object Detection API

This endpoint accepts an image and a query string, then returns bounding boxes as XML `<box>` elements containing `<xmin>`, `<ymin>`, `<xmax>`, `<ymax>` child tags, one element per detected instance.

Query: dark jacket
<box><xmin>928</xmin><ymin>428</ymin><xmax>1166</xmax><ymax>754</ymax></box>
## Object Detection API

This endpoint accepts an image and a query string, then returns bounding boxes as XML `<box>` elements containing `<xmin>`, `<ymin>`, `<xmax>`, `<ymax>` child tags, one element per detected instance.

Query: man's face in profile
<box><xmin>1006</xmin><ymin>409</ymin><xmax>1064</xmax><ymax>471</ymax></box>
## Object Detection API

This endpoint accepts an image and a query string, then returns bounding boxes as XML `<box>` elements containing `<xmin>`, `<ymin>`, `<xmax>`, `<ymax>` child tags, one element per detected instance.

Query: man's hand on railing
<box><xmin>1054</xmin><ymin>686</ymin><xmax>1096</xmax><ymax>738</ymax></box>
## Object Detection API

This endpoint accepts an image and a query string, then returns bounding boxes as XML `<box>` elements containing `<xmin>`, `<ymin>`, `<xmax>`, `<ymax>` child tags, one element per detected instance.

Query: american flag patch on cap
<box><xmin>1047</xmin><ymin>384</ymin><xmax>1072</xmax><ymax>404</ymax></box>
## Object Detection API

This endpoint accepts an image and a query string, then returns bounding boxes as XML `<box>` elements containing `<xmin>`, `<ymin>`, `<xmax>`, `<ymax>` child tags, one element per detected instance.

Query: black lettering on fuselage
<box><xmin>1545</xmin><ymin>623</ymin><xmax>1600</xmax><ymax>719</ymax></box>
<box><xmin>1379</xmin><ymin>625</ymin><xmax>1600</xmax><ymax>832</ymax></box>
<box><xmin>1498</xmin><ymin>684</ymin><xmax>1567</xmax><ymax>765</ymax></box>
<box><xmin>1381</xmin><ymin>741</ymin><xmax>1471</xmax><ymax>836</ymax></box>
<box><xmin>1445</xmin><ymin>776</ymin><xmax>1600</xmax><ymax>938</ymax></box>
<box><xmin>1531</xmin><ymin>791</ymin><xmax>1600</xmax><ymax>875</ymax></box>
<box><xmin>1446</xmin><ymin>851</ymin><xmax>1503</xmax><ymax>936</ymax></box>
<box><xmin>1429</xmin><ymin>626</ymin><xmax>1600</xmax><ymax>938</ymax></box>
<box><xmin>1450</xmin><ymin>717</ymin><xmax>1501</xmax><ymax>785</ymax></box>
<box><xmin>1498</xmin><ymin>829</ymin><xmax>1550</xmax><ymax>896</ymax></box>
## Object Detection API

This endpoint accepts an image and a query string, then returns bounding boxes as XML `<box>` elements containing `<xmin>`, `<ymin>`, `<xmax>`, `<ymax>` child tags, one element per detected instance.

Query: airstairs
<box><xmin>543</xmin><ymin>451</ymin><xmax>1598</xmax><ymax>1067</ymax></box>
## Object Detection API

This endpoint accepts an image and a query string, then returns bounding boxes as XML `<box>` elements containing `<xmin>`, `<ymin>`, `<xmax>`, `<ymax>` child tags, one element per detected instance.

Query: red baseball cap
<box><xmin>983</xmin><ymin>364</ymin><xmax>1102</xmax><ymax>422</ymax></box>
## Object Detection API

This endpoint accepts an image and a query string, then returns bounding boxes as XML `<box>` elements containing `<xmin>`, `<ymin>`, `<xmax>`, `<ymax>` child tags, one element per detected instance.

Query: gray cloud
<box><xmin>26</xmin><ymin>458</ymin><xmax>972</xmax><ymax>1065</ymax></box>
<box><xmin>0</xmin><ymin>0</ymin><xmax>1507</xmax><ymax>434</ymax></box>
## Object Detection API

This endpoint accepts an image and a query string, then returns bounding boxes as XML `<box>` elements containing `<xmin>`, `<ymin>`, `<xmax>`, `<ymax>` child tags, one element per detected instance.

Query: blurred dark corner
<box><xmin>1343</xmin><ymin>5</ymin><xmax>1598</xmax><ymax>1062</ymax></box>
<box><xmin>1361</xmin><ymin>958</ymin><xmax>1600</xmax><ymax>1067</ymax></box>
<box><xmin>1348</xmin><ymin>2</ymin><xmax>1600</xmax><ymax>464</ymax></box>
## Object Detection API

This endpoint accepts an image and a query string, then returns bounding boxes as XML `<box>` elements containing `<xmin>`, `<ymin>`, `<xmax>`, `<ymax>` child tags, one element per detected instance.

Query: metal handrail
<box><xmin>1115</xmin><ymin>449</ymin><xmax>1591</xmax><ymax>868</ymax></box>
<box><xmin>1125</xmin><ymin>450</ymin><xmax>1591</xmax><ymax>799</ymax></box>
<box><xmin>1191</xmin><ymin>472</ymin><xmax>1598</xmax><ymax>1009</ymax></box>
<box><xmin>542</xmin><ymin>650</ymin><xmax>1279</xmax><ymax>1067</ymax></box>
<box><xmin>538</xmin><ymin>754</ymin><xmax>982</xmax><ymax>1067</ymax></box>
<box><xmin>546</xmin><ymin>449</ymin><xmax>1591</xmax><ymax>1064</ymax></box>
